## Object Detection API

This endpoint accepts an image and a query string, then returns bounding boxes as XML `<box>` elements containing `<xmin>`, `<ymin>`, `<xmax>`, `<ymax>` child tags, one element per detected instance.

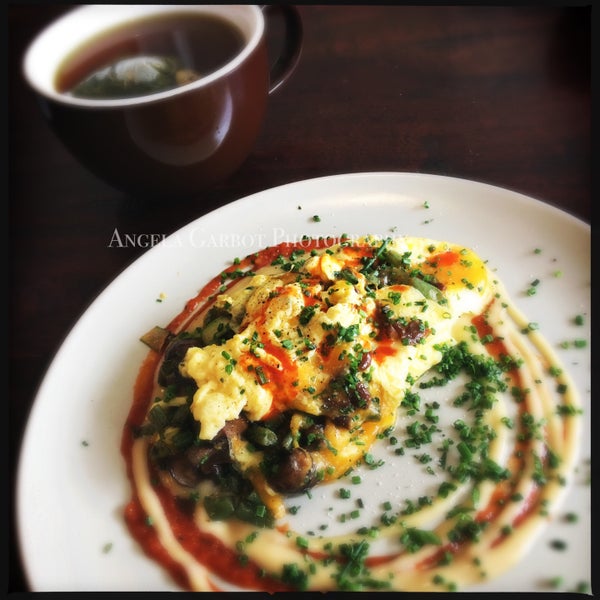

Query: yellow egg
<box><xmin>178</xmin><ymin>236</ymin><xmax>491</xmax><ymax>448</ymax></box>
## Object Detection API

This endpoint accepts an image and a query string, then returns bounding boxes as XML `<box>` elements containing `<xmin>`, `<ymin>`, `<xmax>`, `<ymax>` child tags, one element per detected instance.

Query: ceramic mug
<box><xmin>23</xmin><ymin>5</ymin><xmax>302</xmax><ymax>198</ymax></box>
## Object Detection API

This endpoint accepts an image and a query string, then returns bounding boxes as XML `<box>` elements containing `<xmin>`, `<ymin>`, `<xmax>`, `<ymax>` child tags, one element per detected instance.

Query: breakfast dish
<box><xmin>17</xmin><ymin>173</ymin><xmax>590</xmax><ymax>592</ymax></box>
<box><xmin>122</xmin><ymin>234</ymin><xmax>583</xmax><ymax>591</ymax></box>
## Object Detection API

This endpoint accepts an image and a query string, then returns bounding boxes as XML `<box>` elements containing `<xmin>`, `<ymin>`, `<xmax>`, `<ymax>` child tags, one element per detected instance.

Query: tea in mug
<box><xmin>55</xmin><ymin>12</ymin><xmax>246</xmax><ymax>100</ymax></box>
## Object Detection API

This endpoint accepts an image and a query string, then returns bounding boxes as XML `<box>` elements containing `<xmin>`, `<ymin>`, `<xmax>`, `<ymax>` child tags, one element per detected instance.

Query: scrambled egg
<box><xmin>180</xmin><ymin>236</ymin><xmax>492</xmax><ymax>441</ymax></box>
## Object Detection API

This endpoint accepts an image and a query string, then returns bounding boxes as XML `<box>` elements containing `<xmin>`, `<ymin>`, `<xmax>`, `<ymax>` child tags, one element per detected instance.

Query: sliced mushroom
<box><xmin>157</xmin><ymin>335</ymin><xmax>202</xmax><ymax>387</ymax></box>
<box><xmin>269</xmin><ymin>448</ymin><xmax>320</xmax><ymax>494</ymax></box>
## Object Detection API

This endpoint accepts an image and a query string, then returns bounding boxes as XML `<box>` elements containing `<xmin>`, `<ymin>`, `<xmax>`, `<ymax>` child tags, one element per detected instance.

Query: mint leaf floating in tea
<box><xmin>70</xmin><ymin>56</ymin><xmax>200</xmax><ymax>99</ymax></box>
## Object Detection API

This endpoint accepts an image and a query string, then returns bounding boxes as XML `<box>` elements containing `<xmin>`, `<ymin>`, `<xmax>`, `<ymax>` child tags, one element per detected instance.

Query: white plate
<box><xmin>17</xmin><ymin>173</ymin><xmax>591</xmax><ymax>592</ymax></box>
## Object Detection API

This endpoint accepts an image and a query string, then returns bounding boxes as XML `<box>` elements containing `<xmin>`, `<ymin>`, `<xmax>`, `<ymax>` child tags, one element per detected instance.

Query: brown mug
<box><xmin>23</xmin><ymin>5</ymin><xmax>302</xmax><ymax>199</ymax></box>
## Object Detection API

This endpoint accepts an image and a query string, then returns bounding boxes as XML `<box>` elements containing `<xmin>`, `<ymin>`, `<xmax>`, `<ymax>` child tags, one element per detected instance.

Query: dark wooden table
<box><xmin>8</xmin><ymin>4</ymin><xmax>590</xmax><ymax>592</ymax></box>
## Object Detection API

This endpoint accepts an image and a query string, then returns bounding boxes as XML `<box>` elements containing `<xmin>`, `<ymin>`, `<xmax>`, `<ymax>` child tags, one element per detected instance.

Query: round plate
<box><xmin>17</xmin><ymin>173</ymin><xmax>591</xmax><ymax>592</ymax></box>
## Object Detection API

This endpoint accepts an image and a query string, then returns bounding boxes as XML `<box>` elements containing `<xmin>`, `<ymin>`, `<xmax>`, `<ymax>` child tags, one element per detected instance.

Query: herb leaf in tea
<box><xmin>70</xmin><ymin>55</ymin><xmax>199</xmax><ymax>99</ymax></box>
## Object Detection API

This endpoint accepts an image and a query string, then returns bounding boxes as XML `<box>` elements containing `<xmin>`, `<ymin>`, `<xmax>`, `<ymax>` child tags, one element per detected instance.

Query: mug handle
<box><xmin>261</xmin><ymin>4</ymin><xmax>303</xmax><ymax>94</ymax></box>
